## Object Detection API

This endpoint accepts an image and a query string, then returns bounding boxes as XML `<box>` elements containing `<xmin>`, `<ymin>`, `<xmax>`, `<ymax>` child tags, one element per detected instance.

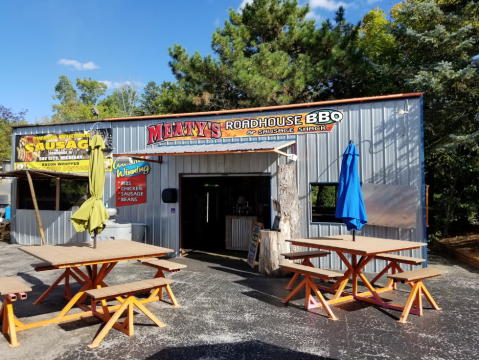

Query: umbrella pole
<box><xmin>353</xmin><ymin>229</ymin><xmax>356</xmax><ymax>242</ymax></box>
<box><xmin>94</xmin><ymin>229</ymin><xmax>97</xmax><ymax>249</ymax></box>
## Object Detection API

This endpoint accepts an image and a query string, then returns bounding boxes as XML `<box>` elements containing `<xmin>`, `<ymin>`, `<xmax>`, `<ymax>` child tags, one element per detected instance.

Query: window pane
<box><xmin>311</xmin><ymin>183</ymin><xmax>342</xmax><ymax>223</ymax></box>
<box><xmin>18</xmin><ymin>178</ymin><xmax>88</xmax><ymax>211</ymax></box>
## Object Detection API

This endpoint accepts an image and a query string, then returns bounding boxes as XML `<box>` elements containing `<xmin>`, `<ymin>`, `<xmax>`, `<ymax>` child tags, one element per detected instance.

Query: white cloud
<box><xmin>238</xmin><ymin>0</ymin><xmax>253</xmax><ymax>11</ymax></box>
<box><xmin>214</xmin><ymin>17</ymin><xmax>220</xmax><ymax>27</ymax></box>
<box><xmin>305</xmin><ymin>11</ymin><xmax>321</xmax><ymax>21</ymax></box>
<box><xmin>366</xmin><ymin>0</ymin><xmax>381</xmax><ymax>4</ymax></box>
<box><xmin>309</xmin><ymin>0</ymin><xmax>348</xmax><ymax>11</ymax></box>
<box><xmin>100</xmin><ymin>80</ymin><xmax>144</xmax><ymax>90</ymax></box>
<box><xmin>58</xmin><ymin>59</ymin><xmax>99</xmax><ymax>70</ymax></box>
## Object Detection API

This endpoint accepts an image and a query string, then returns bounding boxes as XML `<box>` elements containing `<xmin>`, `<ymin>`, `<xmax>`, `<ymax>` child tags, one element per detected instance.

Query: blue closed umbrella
<box><xmin>335</xmin><ymin>141</ymin><xmax>367</xmax><ymax>240</ymax></box>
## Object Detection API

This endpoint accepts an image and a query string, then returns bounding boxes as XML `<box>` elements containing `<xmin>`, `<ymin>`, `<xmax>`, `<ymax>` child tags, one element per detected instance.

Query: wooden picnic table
<box><xmin>285</xmin><ymin>235</ymin><xmax>426</xmax><ymax>312</ymax></box>
<box><xmin>17</xmin><ymin>240</ymin><xmax>174</xmax><ymax>331</ymax></box>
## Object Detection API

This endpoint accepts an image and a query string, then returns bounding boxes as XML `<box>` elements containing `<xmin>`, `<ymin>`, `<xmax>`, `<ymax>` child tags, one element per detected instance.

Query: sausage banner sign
<box><xmin>14</xmin><ymin>129</ymin><xmax>113</xmax><ymax>173</ymax></box>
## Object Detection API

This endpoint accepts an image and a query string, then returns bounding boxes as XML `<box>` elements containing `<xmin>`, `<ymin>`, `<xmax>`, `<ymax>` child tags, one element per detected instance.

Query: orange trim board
<box><xmin>105</xmin><ymin>93</ymin><xmax>422</xmax><ymax>122</ymax></box>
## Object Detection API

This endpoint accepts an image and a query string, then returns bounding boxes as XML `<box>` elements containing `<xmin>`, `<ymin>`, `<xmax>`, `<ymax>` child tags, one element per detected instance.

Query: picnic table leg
<box><xmin>370</xmin><ymin>262</ymin><xmax>394</xmax><ymax>287</ymax></box>
<box><xmin>5</xmin><ymin>298</ymin><xmax>19</xmax><ymax>347</ymax></box>
<box><xmin>132</xmin><ymin>298</ymin><xmax>166</xmax><ymax>328</ymax></box>
<box><xmin>282</xmin><ymin>278</ymin><xmax>307</xmax><ymax>304</ymax></box>
<box><xmin>164</xmin><ymin>285</ymin><xmax>179</xmax><ymax>307</ymax></box>
<box><xmin>88</xmin><ymin>298</ymin><xmax>130</xmax><ymax>349</ymax></box>
<box><xmin>398</xmin><ymin>282</ymin><xmax>421</xmax><ymax>323</ymax></box>
<box><xmin>64</xmin><ymin>269</ymin><xmax>72</xmax><ymax>300</ymax></box>
<box><xmin>285</xmin><ymin>258</ymin><xmax>318</xmax><ymax>290</ymax></box>
<box><xmin>419</xmin><ymin>283</ymin><xmax>442</xmax><ymax>311</ymax></box>
<box><xmin>33</xmin><ymin>270</ymin><xmax>68</xmax><ymax>305</ymax></box>
<box><xmin>309</xmin><ymin>280</ymin><xmax>338</xmax><ymax>321</ymax></box>
<box><xmin>285</xmin><ymin>272</ymin><xmax>300</xmax><ymax>290</ymax></box>
<box><xmin>351</xmin><ymin>255</ymin><xmax>358</xmax><ymax>296</ymax></box>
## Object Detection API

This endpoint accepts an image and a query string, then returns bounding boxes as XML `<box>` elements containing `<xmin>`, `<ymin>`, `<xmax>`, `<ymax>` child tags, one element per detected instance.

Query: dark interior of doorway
<box><xmin>181</xmin><ymin>175</ymin><xmax>271</xmax><ymax>252</ymax></box>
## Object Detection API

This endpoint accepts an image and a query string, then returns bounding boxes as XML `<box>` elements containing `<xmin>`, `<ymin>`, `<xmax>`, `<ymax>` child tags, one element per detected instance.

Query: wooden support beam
<box><xmin>55</xmin><ymin>177</ymin><xmax>60</xmax><ymax>211</ymax></box>
<box><xmin>25</xmin><ymin>171</ymin><xmax>46</xmax><ymax>245</ymax></box>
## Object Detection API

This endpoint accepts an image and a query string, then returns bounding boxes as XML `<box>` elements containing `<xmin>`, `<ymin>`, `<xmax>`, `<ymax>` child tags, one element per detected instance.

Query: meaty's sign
<box><xmin>146</xmin><ymin>109</ymin><xmax>343</xmax><ymax>145</ymax></box>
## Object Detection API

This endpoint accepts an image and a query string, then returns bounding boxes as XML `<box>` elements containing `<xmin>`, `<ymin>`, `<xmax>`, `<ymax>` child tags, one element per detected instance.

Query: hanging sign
<box><xmin>146</xmin><ymin>109</ymin><xmax>343</xmax><ymax>144</ymax></box>
<box><xmin>14</xmin><ymin>129</ymin><xmax>113</xmax><ymax>173</ymax></box>
<box><xmin>115</xmin><ymin>159</ymin><xmax>150</xmax><ymax>207</ymax></box>
<box><xmin>247</xmin><ymin>222</ymin><xmax>264</xmax><ymax>268</ymax></box>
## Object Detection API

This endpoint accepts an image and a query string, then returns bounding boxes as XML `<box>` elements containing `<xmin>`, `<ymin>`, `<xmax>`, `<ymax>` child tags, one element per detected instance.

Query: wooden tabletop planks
<box><xmin>0</xmin><ymin>277</ymin><xmax>32</xmax><ymax>295</ymax></box>
<box><xmin>19</xmin><ymin>240</ymin><xmax>174</xmax><ymax>267</ymax></box>
<box><xmin>286</xmin><ymin>235</ymin><xmax>426</xmax><ymax>255</ymax></box>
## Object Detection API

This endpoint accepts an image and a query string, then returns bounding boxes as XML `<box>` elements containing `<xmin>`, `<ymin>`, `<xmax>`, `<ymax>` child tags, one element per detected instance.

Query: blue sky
<box><xmin>1</xmin><ymin>0</ymin><xmax>394</xmax><ymax>123</ymax></box>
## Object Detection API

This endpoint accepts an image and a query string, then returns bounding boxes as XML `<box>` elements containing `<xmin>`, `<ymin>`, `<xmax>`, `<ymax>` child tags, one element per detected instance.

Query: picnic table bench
<box><xmin>16</xmin><ymin>240</ymin><xmax>174</xmax><ymax>333</ymax></box>
<box><xmin>281</xmin><ymin>250</ymin><xmax>330</xmax><ymax>289</ymax></box>
<box><xmin>388</xmin><ymin>267</ymin><xmax>447</xmax><ymax>323</ymax></box>
<box><xmin>140</xmin><ymin>258</ymin><xmax>187</xmax><ymax>306</ymax></box>
<box><xmin>370</xmin><ymin>253</ymin><xmax>426</xmax><ymax>289</ymax></box>
<box><xmin>86</xmin><ymin>277</ymin><xmax>174</xmax><ymax>348</ymax></box>
<box><xmin>284</xmin><ymin>235</ymin><xmax>445</xmax><ymax>322</ymax></box>
<box><xmin>0</xmin><ymin>277</ymin><xmax>32</xmax><ymax>347</ymax></box>
<box><xmin>280</xmin><ymin>263</ymin><xmax>343</xmax><ymax>320</ymax></box>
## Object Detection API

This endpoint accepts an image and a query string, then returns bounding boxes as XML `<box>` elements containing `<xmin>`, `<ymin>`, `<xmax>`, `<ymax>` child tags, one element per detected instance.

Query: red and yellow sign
<box><xmin>114</xmin><ymin>160</ymin><xmax>150</xmax><ymax>207</ymax></box>
<box><xmin>146</xmin><ymin>109</ymin><xmax>343</xmax><ymax>145</ymax></box>
<box><xmin>14</xmin><ymin>129</ymin><xmax>113</xmax><ymax>173</ymax></box>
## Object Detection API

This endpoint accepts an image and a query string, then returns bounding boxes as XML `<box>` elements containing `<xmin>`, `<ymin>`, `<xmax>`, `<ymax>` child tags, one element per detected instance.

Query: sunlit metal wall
<box><xmin>11</xmin><ymin>96</ymin><xmax>425</xmax><ymax>271</ymax></box>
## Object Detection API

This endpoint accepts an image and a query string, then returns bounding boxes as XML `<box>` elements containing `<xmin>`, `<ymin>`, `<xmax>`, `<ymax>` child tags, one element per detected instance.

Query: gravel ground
<box><xmin>0</xmin><ymin>241</ymin><xmax>478</xmax><ymax>360</ymax></box>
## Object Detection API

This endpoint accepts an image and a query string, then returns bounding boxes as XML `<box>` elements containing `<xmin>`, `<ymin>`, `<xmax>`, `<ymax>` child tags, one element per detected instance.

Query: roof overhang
<box><xmin>1</xmin><ymin>169</ymin><xmax>88</xmax><ymax>180</ymax></box>
<box><xmin>114</xmin><ymin>140</ymin><xmax>297</xmax><ymax>161</ymax></box>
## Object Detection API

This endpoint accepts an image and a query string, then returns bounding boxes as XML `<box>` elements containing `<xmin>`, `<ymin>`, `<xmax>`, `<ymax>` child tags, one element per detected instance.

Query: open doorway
<box><xmin>180</xmin><ymin>174</ymin><xmax>271</xmax><ymax>252</ymax></box>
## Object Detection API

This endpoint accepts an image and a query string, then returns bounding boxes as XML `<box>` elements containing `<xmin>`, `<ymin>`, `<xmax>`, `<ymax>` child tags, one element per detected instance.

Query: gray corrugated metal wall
<box><xmin>11</xmin><ymin>96</ymin><xmax>425</xmax><ymax>271</ymax></box>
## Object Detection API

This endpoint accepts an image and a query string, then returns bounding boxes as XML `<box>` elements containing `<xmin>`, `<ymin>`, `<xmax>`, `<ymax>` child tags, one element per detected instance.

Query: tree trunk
<box><xmin>259</xmin><ymin>216</ymin><xmax>292</xmax><ymax>277</ymax></box>
<box><xmin>278</xmin><ymin>164</ymin><xmax>302</xmax><ymax>254</ymax></box>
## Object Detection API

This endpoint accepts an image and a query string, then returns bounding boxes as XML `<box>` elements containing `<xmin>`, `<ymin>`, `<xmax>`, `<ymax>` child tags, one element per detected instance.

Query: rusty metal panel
<box><xmin>362</xmin><ymin>183</ymin><xmax>418</xmax><ymax>229</ymax></box>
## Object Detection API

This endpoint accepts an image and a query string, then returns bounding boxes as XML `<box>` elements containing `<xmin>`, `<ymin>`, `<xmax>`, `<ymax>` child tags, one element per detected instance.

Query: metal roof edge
<box><xmin>105</xmin><ymin>93</ymin><xmax>423</xmax><ymax>122</ymax></box>
<box><xmin>12</xmin><ymin>118</ymin><xmax>108</xmax><ymax>129</ymax></box>
<box><xmin>12</xmin><ymin>93</ymin><xmax>423</xmax><ymax>128</ymax></box>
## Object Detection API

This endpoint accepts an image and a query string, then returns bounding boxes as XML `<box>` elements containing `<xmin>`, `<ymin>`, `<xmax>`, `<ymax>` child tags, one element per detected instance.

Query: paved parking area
<box><xmin>1</xmin><ymin>241</ymin><xmax>478</xmax><ymax>360</ymax></box>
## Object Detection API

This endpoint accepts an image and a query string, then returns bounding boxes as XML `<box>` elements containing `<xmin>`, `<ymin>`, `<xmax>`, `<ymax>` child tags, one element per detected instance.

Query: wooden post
<box><xmin>25</xmin><ymin>171</ymin><xmax>46</xmax><ymax>245</ymax></box>
<box><xmin>259</xmin><ymin>216</ymin><xmax>292</xmax><ymax>277</ymax></box>
<box><xmin>278</xmin><ymin>165</ymin><xmax>302</xmax><ymax>254</ymax></box>
<box><xmin>55</xmin><ymin>177</ymin><xmax>60</xmax><ymax>211</ymax></box>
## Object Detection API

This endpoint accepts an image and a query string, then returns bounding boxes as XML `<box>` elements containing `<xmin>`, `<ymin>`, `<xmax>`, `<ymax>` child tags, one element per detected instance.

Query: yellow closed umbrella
<box><xmin>71</xmin><ymin>134</ymin><xmax>109</xmax><ymax>248</ymax></box>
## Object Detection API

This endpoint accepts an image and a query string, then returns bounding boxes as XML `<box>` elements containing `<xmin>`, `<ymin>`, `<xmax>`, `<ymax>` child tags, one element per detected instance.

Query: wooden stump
<box><xmin>259</xmin><ymin>217</ymin><xmax>292</xmax><ymax>277</ymax></box>
<box><xmin>278</xmin><ymin>165</ymin><xmax>302</xmax><ymax>254</ymax></box>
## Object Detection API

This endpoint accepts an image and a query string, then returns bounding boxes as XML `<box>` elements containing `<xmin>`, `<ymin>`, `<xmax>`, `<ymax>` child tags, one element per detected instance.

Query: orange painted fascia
<box><xmin>104</xmin><ymin>93</ymin><xmax>423</xmax><ymax>122</ymax></box>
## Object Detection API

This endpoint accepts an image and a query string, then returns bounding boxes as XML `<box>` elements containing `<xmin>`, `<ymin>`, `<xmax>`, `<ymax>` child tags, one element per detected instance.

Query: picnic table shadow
<box><xmin>146</xmin><ymin>340</ymin><xmax>334</xmax><ymax>360</ymax></box>
<box><xmin>208</xmin><ymin>265</ymin><xmax>405</xmax><ymax>319</ymax></box>
<box><xmin>14</xmin><ymin>272</ymin><xmax>83</xmax><ymax>317</ymax></box>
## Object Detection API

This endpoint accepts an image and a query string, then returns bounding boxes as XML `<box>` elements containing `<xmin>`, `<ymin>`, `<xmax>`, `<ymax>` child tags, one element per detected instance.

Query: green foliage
<box><xmin>54</xmin><ymin>75</ymin><xmax>77</xmax><ymax>103</ymax></box>
<box><xmin>98</xmin><ymin>82</ymin><xmax>140</xmax><ymax>118</ymax></box>
<box><xmin>136</xmin><ymin>81</ymin><xmax>191</xmax><ymax>115</ymax></box>
<box><xmin>76</xmin><ymin>77</ymin><xmax>107</xmax><ymax>105</ymax></box>
<box><xmin>311</xmin><ymin>184</ymin><xmax>337</xmax><ymax>207</ymax></box>
<box><xmin>51</xmin><ymin>76</ymin><xmax>136</xmax><ymax>122</ymax></box>
<box><xmin>167</xmin><ymin>0</ymin><xmax>368</xmax><ymax>111</ymax></box>
<box><xmin>359</xmin><ymin>0</ymin><xmax>479</xmax><ymax>235</ymax></box>
<box><xmin>0</xmin><ymin>105</ymin><xmax>27</xmax><ymax>161</ymax></box>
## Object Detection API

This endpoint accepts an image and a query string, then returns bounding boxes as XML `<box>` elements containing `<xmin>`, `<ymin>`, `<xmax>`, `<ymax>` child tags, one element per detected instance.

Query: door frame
<box><xmin>179</xmin><ymin>172</ymin><xmax>272</xmax><ymax>253</ymax></box>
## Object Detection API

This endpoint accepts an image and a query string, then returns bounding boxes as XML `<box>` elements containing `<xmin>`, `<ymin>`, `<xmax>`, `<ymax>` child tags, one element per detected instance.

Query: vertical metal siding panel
<box><xmin>160</xmin><ymin>156</ymin><xmax>169</xmax><ymax>250</ymax></box>
<box><xmin>296</xmin><ymin>134</ymin><xmax>307</xmax><ymax>237</ymax></box>
<box><xmin>199</xmin><ymin>155</ymin><xmax>208</xmax><ymax>173</ymax></box>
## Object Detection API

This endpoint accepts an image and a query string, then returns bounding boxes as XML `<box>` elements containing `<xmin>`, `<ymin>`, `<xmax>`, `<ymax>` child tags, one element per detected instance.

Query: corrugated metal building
<box><xmin>10</xmin><ymin>93</ymin><xmax>426</xmax><ymax>272</ymax></box>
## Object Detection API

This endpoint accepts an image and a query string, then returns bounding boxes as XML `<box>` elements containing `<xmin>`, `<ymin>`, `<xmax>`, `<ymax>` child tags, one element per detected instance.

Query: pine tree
<box><xmin>167</xmin><ymin>0</ymin><xmax>367</xmax><ymax>111</ymax></box>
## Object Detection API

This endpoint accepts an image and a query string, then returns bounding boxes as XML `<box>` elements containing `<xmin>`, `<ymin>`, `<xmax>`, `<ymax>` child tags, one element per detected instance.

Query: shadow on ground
<box><xmin>147</xmin><ymin>340</ymin><xmax>333</xmax><ymax>360</ymax></box>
